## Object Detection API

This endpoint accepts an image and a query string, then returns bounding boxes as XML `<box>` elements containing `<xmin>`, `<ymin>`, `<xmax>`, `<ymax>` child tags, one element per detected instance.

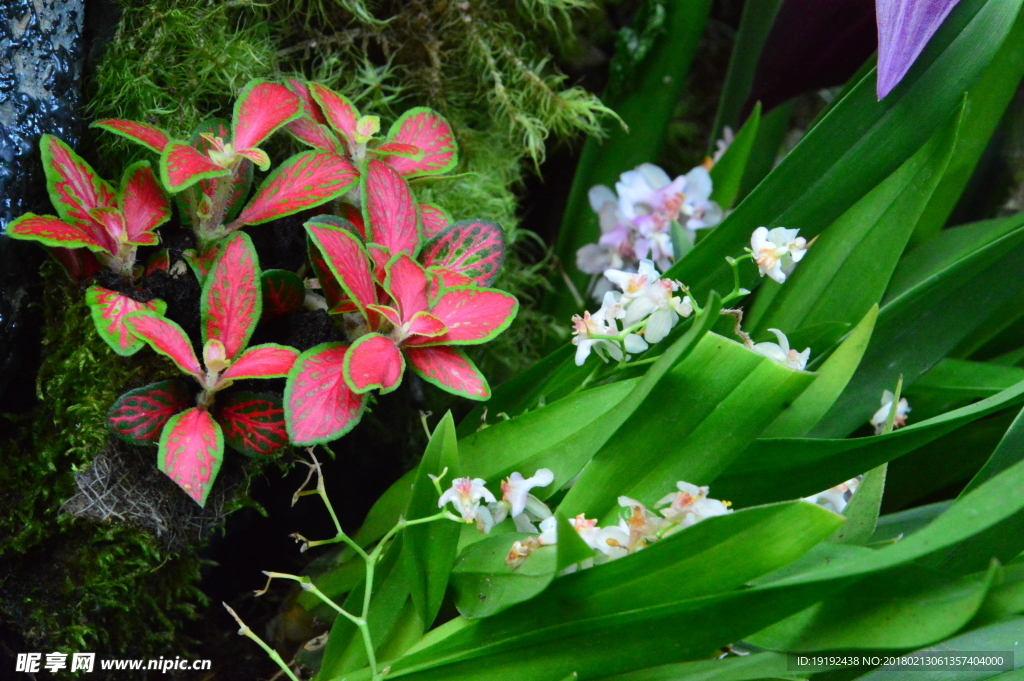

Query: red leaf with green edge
<box><xmin>309</xmin><ymin>83</ymin><xmax>360</xmax><ymax>142</ymax></box>
<box><xmin>159</xmin><ymin>407</ymin><xmax>224</xmax><ymax>506</ymax></box>
<box><xmin>306</xmin><ymin>216</ymin><xmax>378</xmax><ymax>316</ymax></box>
<box><xmin>261</xmin><ymin>269</ymin><xmax>304</xmax><ymax>317</ymax></box>
<box><xmin>367</xmin><ymin>303</ymin><xmax>402</xmax><ymax>328</ymax></box>
<box><xmin>421</xmin><ymin>219</ymin><xmax>506</xmax><ymax>286</ymax></box>
<box><xmin>220</xmin><ymin>343</ymin><xmax>299</xmax><ymax>382</ymax></box>
<box><xmin>237</xmin><ymin>148</ymin><xmax>271</xmax><ymax>170</ymax></box>
<box><xmin>201</xmin><ymin>231</ymin><xmax>261</xmax><ymax>360</ymax></box>
<box><xmin>125</xmin><ymin>310</ymin><xmax>201</xmax><ymax>376</ymax></box>
<box><xmin>405</xmin><ymin>345</ymin><xmax>490</xmax><ymax>400</ymax></box>
<box><xmin>367</xmin><ymin>243</ymin><xmax>390</xmax><ymax>286</ymax></box>
<box><xmin>174</xmin><ymin>120</ymin><xmax>254</xmax><ymax>227</ymax></box>
<box><xmin>284</xmin><ymin>343</ymin><xmax>367</xmax><ymax>445</ymax></box>
<box><xmin>231</xmin><ymin>151</ymin><xmax>358</xmax><ymax>227</ymax></box>
<box><xmin>183</xmin><ymin>242</ymin><xmax>223</xmax><ymax>284</ymax></box>
<box><xmin>285</xmin><ymin>79</ymin><xmax>341</xmax><ymax>151</ymax></box>
<box><xmin>340</xmin><ymin>203</ymin><xmax>367</xmax><ymax>240</ymax></box>
<box><xmin>6</xmin><ymin>213</ymin><xmax>105</xmax><ymax>250</ymax></box>
<box><xmin>419</xmin><ymin>203</ymin><xmax>450</xmax><ymax>240</ymax></box>
<box><xmin>412</xmin><ymin>286</ymin><xmax>518</xmax><ymax>346</ymax></box>
<box><xmin>376</xmin><ymin>141</ymin><xmax>421</xmax><ymax>158</ymax></box>
<box><xmin>40</xmin><ymin>135</ymin><xmax>117</xmax><ymax>229</ymax></box>
<box><xmin>120</xmin><ymin>161</ymin><xmax>168</xmax><ymax>245</ymax></box>
<box><xmin>50</xmin><ymin>246</ymin><xmax>101</xmax><ymax>283</ymax></box>
<box><xmin>231</xmin><ymin>80</ymin><xmax>301</xmax><ymax>151</ymax></box>
<box><xmin>384</xmin><ymin>254</ymin><xmax>430</xmax><ymax>320</ymax></box>
<box><xmin>160</xmin><ymin>141</ymin><xmax>229</xmax><ymax>192</ymax></box>
<box><xmin>405</xmin><ymin>311</ymin><xmax>447</xmax><ymax>338</ymax></box>
<box><xmin>307</xmin><ymin>237</ymin><xmax>347</xmax><ymax>310</ymax></box>
<box><xmin>428</xmin><ymin>267</ymin><xmax>474</xmax><ymax>294</ymax></box>
<box><xmin>86</xmin><ymin>286</ymin><xmax>168</xmax><ymax>356</ymax></box>
<box><xmin>215</xmin><ymin>391</ymin><xmax>288</xmax><ymax>457</ymax></box>
<box><xmin>384</xmin><ymin>107</ymin><xmax>458</xmax><ymax>177</ymax></box>
<box><xmin>92</xmin><ymin>119</ymin><xmax>170</xmax><ymax>153</ymax></box>
<box><xmin>343</xmin><ymin>333</ymin><xmax>404</xmax><ymax>394</ymax></box>
<box><xmin>362</xmin><ymin>159</ymin><xmax>419</xmax><ymax>256</ymax></box>
<box><xmin>107</xmin><ymin>379</ymin><xmax>190</xmax><ymax>445</ymax></box>
<box><xmin>145</xmin><ymin>249</ymin><xmax>170</xmax><ymax>276</ymax></box>
<box><xmin>88</xmin><ymin>207</ymin><xmax>126</xmax><ymax>248</ymax></box>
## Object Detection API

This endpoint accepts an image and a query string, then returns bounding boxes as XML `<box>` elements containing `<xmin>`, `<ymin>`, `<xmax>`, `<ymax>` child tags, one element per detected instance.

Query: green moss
<box><xmin>0</xmin><ymin>264</ymin><xmax>204</xmax><ymax>656</ymax></box>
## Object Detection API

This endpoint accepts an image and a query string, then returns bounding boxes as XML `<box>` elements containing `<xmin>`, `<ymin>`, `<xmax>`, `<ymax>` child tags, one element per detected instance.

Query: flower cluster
<box><xmin>750</xmin><ymin>227</ymin><xmax>809</xmax><ymax>284</ymax></box>
<box><xmin>751</xmin><ymin>328</ymin><xmax>811</xmax><ymax>371</ymax></box>
<box><xmin>577</xmin><ymin>163</ymin><xmax>723</xmax><ymax>300</ymax></box>
<box><xmin>437</xmin><ymin>471</ymin><xmax>732</xmax><ymax>570</ymax></box>
<box><xmin>571</xmin><ymin>260</ymin><xmax>693</xmax><ymax>366</ymax></box>
<box><xmin>870</xmin><ymin>390</ymin><xmax>911</xmax><ymax>434</ymax></box>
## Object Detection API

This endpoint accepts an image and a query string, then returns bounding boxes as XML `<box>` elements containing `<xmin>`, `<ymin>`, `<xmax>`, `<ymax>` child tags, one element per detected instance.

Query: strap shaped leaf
<box><xmin>216</xmin><ymin>391</ymin><xmax>288</xmax><ymax>457</ymax></box>
<box><xmin>384</xmin><ymin>107</ymin><xmax>458</xmax><ymax>177</ymax></box>
<box><xmin>420</xmin><ymin>219</ymin><xmax>506</xmax><ymax>286</ymax></box>
<box><xmin>284</xmin><ymin>343</ymin><xmax>367</xmax><ymax>445</ymax></box>
<box><xmin>231</xmin><ymin>151</ymin><xmax>358</xmax><ymax>227</ymax></box>
<box><xmin>86</xmin><ymin>286</ymin><xmax>167</xmax><ymax>356</ymax></box>
<box><xmin>6</xmin><ymin>213</ymin><xmax>105</xmax><ymax>251</ymax></box>
<box><xmin>107</xmin><ymin>379</ymin><xmax>190</xmax><ymax>445</ymax></box>
<box><xmin>158</xmin><ymin>407</ymin><xmax>224</xmax><ymax>506</ymax></box>
<box><xmin>201</xmin><ymin>232</ymin><xmax>262</xmax><ymax>360</ymax></box>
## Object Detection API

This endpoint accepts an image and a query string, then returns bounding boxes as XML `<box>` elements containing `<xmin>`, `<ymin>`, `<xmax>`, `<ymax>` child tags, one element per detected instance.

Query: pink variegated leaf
<box><xmin>237</xmin><ymin>147</ymin><xmax>271</xmax><ymax>171</ymax></box>
<box><xmin>87</xmin><ymin>207</ymin><xmax>126</xmax><ymax>250</ymax></box>
<box><xmin>231</xmin><ymin>80</ymin><xmax>301</xmax><ymax>151</ymax></box>
<box><xmin>285</xmin><ymin>79</ymin><xmax>344</xmax><ymax>152</ymax></box>
<box><xmin>384</xmin><ymin>108</ymin><xmax>458</xmax><ymax>177</ymax></box>
<box><xmin>145</xmin><ymin>249</ymin><xmax>171</xmax><ymax>276</ymax></box>
<box><xmin>309</xmin><ymin>83</ymin><xmax>361</xmax><ymax>143</ymax></box>
<box><xmin>383</xmin><ymin>254</ymin><xmax>430</xmax><ymax>320</ymax></box>
<box><xmin>287</xmin><ymin>79</ymin><xmax>328</xmax><ymax>125</ymax></box>
<box><xmin>406</xmin><ymin>345</ymin><xmax>490</xmax><ymax>400</ymax></box>
<box><xmin>120</xmin><ymin>161</ymin><xmax>169</xmax><ymax>245</ymax></box>
<box><xmin>125</xmin><ymin>310</ymin><xmax>202</xmax><ymax>377</ymax></box>
<box><xmin>427</xmin><ymin>267</ymin><xmax>474</xmax><ymax>299</ymax></box>
<box><xmin>421</xmin><ymin>220</ymin><xmax>505</xmax><ymax>286</ymax></box>
<box><xmin>174</xmin><ymin>120</ymin><xmax>254</xmax><ymax>227</ymax></box>
<box><xmin>92</xmin><ymin>119</ymin><xmax>171</xmax><ymax>153</ymax></box>
<box><xmin>7</xmin><ymin>213</ymin><xmax>105</xmax><ymax>251</ymax></box>
<box><xmin>375</xmin><ymin>141</ymin><xmax>421</xmax><ymax>158</ymax></box>
<box><xmin>160</xmin><ymin>141</ymin><xmax>229</xmax><ymax>192</ymax></box>
<box><xmin>159</xmin><ymin>407</ymin><xmax>224</xmax><ymax>506</ymax></box>
<box><xmin>86</xmin><ymin>286</ymin><xmax>167</xmax><ymax>356</ymax></box>
<box><xmin>49</xmin><ymin>246</ymin><xmax>102</xmax><ymax>283</ymax></box>
<box><xmin>367</xmin><ymin>244</ymin><xmax>390</xmax><ymax>286</ymax></box>
<box><xmin>201</xmin><ymin>232</ymin><xmax>261</xmax><ymax>360</ymax></box>
<box><xmin>40</xmin><ymin>135</ymin><xmax>117</xmax><ymax>230</ymax></box>
<box><xmin>261</xmin><ymin>269</ymin><xmax>305</xmax><ymax>318</ymax></box>
<box><xmin>107</xmin><ymin>379</ymin><xmax>190</xmax><ymax>445</ymax></box>
<box><xmin>183</xmin><ymin>242</ymin><xmax>223</xmax><ymax>284</ymax></box>
<box><xmin>305</xmin><ymin>216</ymin><xmax>378</xmax><ymax>318</ymax></box>
<box><xmin>405</xmin><ymin>311</ymin><xmax>447</xmax><ymax>338</ymax></box>
<box><xmin>231</xmin><ymin>151</ymin><xmax>358</xmax><ymax>227</ymax></box>
<box><xmin>362</xmin><ymin>160</ymin><xmax>419</xmax><ymax>256</ymax></box>
<box><xmin>215</xmin><ymin>391</ymin><xmax>288</xmax><ymax>457</ymax></box>
<box><xmin>367</xmin><ymin>304</ymin><xmax>402</xmax><ymax>329</ymax></box>
<box><xmin>343</xmin><ymin>333</ymin><xmax>405</xmax><ymax>394</ymax></box>
<box><xmin>284</xmin><ymin>343</ymin><xmax>367</xmax><ymax>445</ymax></box>
<box><xmin>419</xmin><ymin>203</ymin><xmax>450</xmax><ymax>240</ymax></box>
<box><xmin>220</xmin><ymin>344</ymin><xmax>299</xmax><ymax>382</ymax></box>
<box><xmin>414</xmin><ymin>286</ymin><xmax>518</xmax><ymax>346</ymax></box>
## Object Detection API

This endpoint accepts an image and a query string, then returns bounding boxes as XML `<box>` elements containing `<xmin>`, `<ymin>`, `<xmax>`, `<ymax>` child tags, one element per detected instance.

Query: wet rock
<box><xmin>0</xmin><ymin>0</ymin><xmax>85</xmax><ymax>414</ymax></box>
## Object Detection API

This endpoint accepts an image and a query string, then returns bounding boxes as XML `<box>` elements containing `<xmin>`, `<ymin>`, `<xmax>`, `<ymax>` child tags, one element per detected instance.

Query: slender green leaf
<box><xmin>709</xmin><ymin>103</ymin><xmax>761</xmax><ymax>210</ymax></box>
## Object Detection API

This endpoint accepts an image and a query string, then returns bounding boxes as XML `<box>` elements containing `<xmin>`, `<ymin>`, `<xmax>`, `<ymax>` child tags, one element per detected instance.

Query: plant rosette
<box><xmin>285</xmin><ymin>159</ymin><xmax>516</xmax><ymax>445</ymax></box>
<box><xmin>106</xmin><ymin>232</ymin><xmax>298</xmax><ymax>505</ymax></box>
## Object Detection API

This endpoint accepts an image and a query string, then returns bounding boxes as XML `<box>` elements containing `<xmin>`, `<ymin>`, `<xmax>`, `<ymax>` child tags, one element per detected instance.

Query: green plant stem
<box><xmin>223</xmin><ymin>603</ymin><xmax>300</xmax><ymax>681</ymax></box>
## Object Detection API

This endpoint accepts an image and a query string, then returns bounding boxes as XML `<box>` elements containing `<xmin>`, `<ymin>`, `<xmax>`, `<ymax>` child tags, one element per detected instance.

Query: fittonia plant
<box><xmin>285</xmin><ymin>159</ymin><xmax>517</xmax><ymax>445</ymax></box>
<box><xmin>107</xmin><ymin>232</ymin><xmax>298</xmax><ymax>505</ymax></box>
<box><xmin>6</xmin><ymin>135</ymin><xmax>172</xmax><ymax>356</ymax></box>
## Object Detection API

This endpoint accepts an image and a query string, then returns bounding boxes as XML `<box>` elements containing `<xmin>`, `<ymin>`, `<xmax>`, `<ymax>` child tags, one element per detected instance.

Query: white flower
<box><xmin>438</xmin><ymin>477</ymin><xmax>496</xmax><ymax>524</ymax></box>
<box><xmin>804</xmin><ymin>477</ymin><xmax>861</xmax><ymax>514</ymax></box>
<box><xmin>752</xmin><ymin>328</ymin><xmax>810</xmax><ymax>371</ymax></box>
<box><xmin>570</xmin><ymin>310</ymin><xmax>621</xmax><ymax>366</ymax></box>
<box><xmin>618</xmin><ymin>496</ymin><xmax>663</xmax><ymax>552</ymax></box>
<box><xmin>870</xmin><ymin>390</ymin><xmax>911</xmax><ymax>434</ymax></box>
<box><xmin>537</xmin><ymin>515</ymin><xmax>558</xmax><ymax>545</ymax></box>
<box><xmin>656</xmin><ymin>481</ymin><xmax>732</xmax><ymax>530</ymax></box>
<box><xmin>604</xmin><ymin>260</ymin><xmax>691</xmax><ymax>344</ymax></box>
<box><xmin>751</xmin><ymin>226</ymin><xmax>808</xmax><ymax>283</ymax></box>
<box><xmin>680</xmin><ymin>166</ymin><xmax>724</xmax><ymax>233</ymax></box>
<box><xmin>490</xmin><ymin>468</ymin><xmax>555</xmax><ymax>531</ymax></box>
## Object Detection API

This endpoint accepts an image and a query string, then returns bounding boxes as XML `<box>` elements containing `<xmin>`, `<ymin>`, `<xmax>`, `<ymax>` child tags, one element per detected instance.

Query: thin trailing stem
<box><xmin>223</xmin><ymin>603</ymin><xmax>301</xmax><ymax>681</ymax></box>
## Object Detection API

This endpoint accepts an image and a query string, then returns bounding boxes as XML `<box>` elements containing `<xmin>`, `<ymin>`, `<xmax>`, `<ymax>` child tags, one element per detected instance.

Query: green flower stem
<box><xmin>223</xmin><ymin>603</ymin><xmax>300</xmax><ymax>681</ymax></box>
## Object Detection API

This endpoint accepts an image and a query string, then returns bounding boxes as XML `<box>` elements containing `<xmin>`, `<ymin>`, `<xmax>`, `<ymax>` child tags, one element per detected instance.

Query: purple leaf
<box><xmin>876</xmin><ymin>0</ymin><xmax>960</xmax><ymax>99</ymax></box>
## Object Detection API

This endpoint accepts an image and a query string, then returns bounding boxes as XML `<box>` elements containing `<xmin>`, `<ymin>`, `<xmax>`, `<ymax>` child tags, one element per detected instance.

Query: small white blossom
<box><xmin>804</xmin><ymin>477</ymin><xmax>862</xmax><ymax>514</ymax></box>
<box><xmin>604</xmin><ymin>260</ymin><xmax>692</xmax><ymax>344</ymax></box>
<box><xmin>870</xmin><ymin>390</ymin><xmax>911</xmax><ymax>434</ymax></box>
<box><xmin>752</xmin><ymin>328</ymin><xmax>810</xmax><ymax>371</ymax></box>
<box><xmin>489</xmin><ymin>468</ymin><xmax>555</xmax><ymax>532</ymax></box>
<box><xmin>656</xmin><ymin>481</ymin><xmax>732</xmax><ymax>530</ymax></box>
<box><xmin>438</xmin><ymin>477</ymin><xmax>496</xmax><ymax>524</ymax></box>
<box><xmin>751</xmin><ymin>226</ymin><xmax>808</xmax><ymax>283</ymax></box>
<box><xmin>618</xmin><ymin>496</ymin><xmax>664</xmax><ymax>552</ymax></box>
